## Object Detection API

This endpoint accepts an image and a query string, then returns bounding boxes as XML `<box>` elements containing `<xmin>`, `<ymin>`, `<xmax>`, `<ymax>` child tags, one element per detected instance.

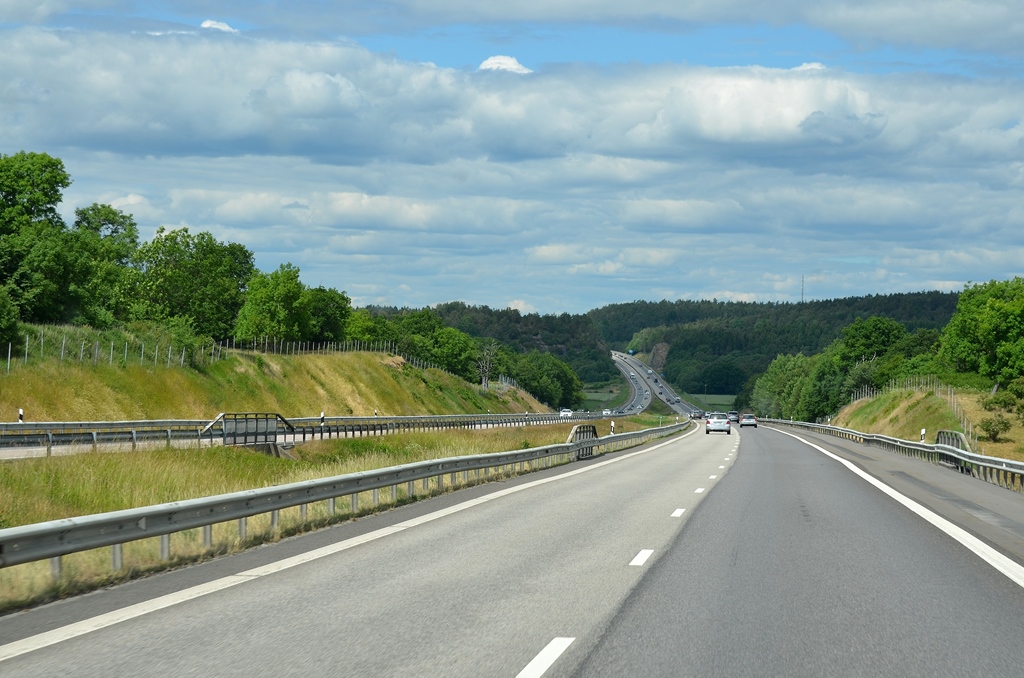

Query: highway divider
<box><xmin>0</xmin><ymin>421</ymin><xmax>689</xmax><ymax>578</ymax></box>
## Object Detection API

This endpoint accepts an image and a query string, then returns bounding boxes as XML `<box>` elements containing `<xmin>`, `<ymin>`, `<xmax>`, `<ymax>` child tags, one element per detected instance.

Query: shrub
<box><xmin>979</xmin><ymin>415</ymin><xmax>1012</xmax><ymax>442</ymax></box>
<box><xmin>983</xmin><ymin>390</ymin><xmax>1018</xmax><ymax>412</ymax></box>
<box><xmin>1008</xmin><ymin>377</ymin><xmax>1024</xmax><ymax>400</ymax></box>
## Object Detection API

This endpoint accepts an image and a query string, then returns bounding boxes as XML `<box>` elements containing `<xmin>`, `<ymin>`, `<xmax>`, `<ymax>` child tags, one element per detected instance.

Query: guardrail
<box><xmin>0</xmin><ymin>411</ymin><xmax>604</xmax><ymax>455</ymax></box>
<box><xmin>764</xmin><ymin>419</ymin><xmax>1024</xmax><ymax>495</ymax></box>
<box><xmin>0</xmin><ymin>422</ymin><xmax>690</xmax><ymax>577</ymax></box>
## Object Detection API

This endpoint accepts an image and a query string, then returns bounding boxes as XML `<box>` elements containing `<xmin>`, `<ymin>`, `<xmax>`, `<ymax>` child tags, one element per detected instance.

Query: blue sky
<box><xmin>2</xmin><ymin>1</ymin><xmax>1023</xmax><ymax>314</ymax></box>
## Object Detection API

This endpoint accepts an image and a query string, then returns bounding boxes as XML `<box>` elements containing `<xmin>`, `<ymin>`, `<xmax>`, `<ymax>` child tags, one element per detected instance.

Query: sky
<box><xmin>2</xmin><ymin>2</ymin><xmax>1023</xmax><ymax>315</ymax></box>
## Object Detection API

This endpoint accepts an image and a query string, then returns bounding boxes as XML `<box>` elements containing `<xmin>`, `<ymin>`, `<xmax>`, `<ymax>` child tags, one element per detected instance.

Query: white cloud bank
<box><xmin>1</xmin><ymin>27</ymin><xmax>1021</xmax><ymax>312</ymax></box>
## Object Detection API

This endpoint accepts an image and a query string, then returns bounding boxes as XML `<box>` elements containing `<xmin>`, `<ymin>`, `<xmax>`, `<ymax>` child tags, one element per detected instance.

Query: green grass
<box><xmin>835</xmin><ymin>390</ymin><xmax>962</xmax><ymax>444</ymax></box>
<box><xmin>0</xmin><ymin>416</ymin><xmax>668</xmax><ymax>611</ymax></box>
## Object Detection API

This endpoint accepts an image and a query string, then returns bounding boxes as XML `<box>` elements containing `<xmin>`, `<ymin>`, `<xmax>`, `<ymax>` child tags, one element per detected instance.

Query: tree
<box><xmin>130</xmin><ymin>227</ymin><xmax>255</xmax><ymax>338</ymax></box>
<box><xmin>477</xmin><ymin>340</ymin><xmax>498</xmax><ymax>388</ymax></box>
<box><xmin>303</xmin><ymin>286</ymin><xmax>351</xmax><ymax>342</ymax></box>
<box><xmin>0</xmin><ymin>151</ymin><xmax>70</xmax><ymax>238</ymax></box>
<box><xmin>233</xmin><ymin>263</ymin><xmax>310</xmax><ymax>341</ymax></box>
<box><xmin>0</xmin><ymin>286</ymin><xmax>19</xmax><ymax>345</ymax></box>
<box><xmin>941</xmin><ymin>278</ymin><xmax>1024</xmax><ymax>383</ymax></box>
<box><xmin>68</xmin><ymin>203</ymin><xmax>140</xmax><ymax>327</ymax></box>
<box><xmin>431</xmin><ymin>326</ymin><xmax>477</xmax><ymax>380</ymax></box>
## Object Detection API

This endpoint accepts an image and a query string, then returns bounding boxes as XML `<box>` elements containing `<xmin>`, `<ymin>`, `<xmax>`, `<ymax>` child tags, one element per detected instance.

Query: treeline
<box><xmin>588</xmin><ymin>294</ymin><xmax>959</xmax><ymax>346</ymax></box>
<box><xmin>615</xmin><ymin>293</ymin><xmax>959</xmax><ymax>400</ymax></box>
<box><xmin>751</xmin><ymin>278</ymin><xmax>1024</xmax><ymax>422</ymax></box>
<box><xmin>414</xmin><ymin>302</ymin><xmax>616</xmax><ymax>383</ymax></box>
<box><xmin>0</xmin><ymin>151</ymin><xmax>583</xmax><ymax>408</ymax></box>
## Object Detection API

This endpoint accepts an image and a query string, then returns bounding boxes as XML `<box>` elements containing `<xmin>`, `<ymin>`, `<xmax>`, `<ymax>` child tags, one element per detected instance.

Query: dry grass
<box><xmin>834</xmin><ymin>388</ymin><xmax>1024</xmax><ymax>463</ymax></box>
<box><xmin>0</xmin><ymin>351</ymin><xmax>545</xmax><ymax>422</ymax></box>
<box><xmin>0</xmin><ymin>416</ymin><xmax>661</xmax><ymax>613</ymax></box>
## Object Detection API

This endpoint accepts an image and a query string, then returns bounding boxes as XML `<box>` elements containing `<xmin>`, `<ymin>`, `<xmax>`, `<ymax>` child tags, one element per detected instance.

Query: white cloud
<box><xmin>478</xmin><ymin>55</ymin><xmax>532</xmax><ymax>74</ymax></box>
<box><xmin>201</xmin><ymin>20</ymin><xmax>238</xmax><ymax>33</ymax></box>
<box><xmin>2</xmin><ymin>25</ymin><xmax>1022</xmax><ymax>313</ymax></box>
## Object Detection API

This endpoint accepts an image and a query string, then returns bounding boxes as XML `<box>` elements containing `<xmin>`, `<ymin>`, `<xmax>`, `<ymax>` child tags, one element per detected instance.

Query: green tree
<box><xmin>68</xmin><ymin>203</ymin><xmax>140</xmax><ymax>327</ymax></box>
<box><xmin>130</xmin><ymin>227</ymin><xmax>255</xmax><ymax>338</ymax></box>
<box><xmin>940</xmin><ymin>278</ymin><xmax>1024</xmax><ymax>383</ymax></box>
<box><xmin>233</xmin><ymin>263</ymin><xmax>310</xmax><ymax>341</ymax></box>
<box><xmin>303</xmin><ymin>286</ymin><xmax>351</xmax><ymax>342</ymax></box>
<box><xmin>431</xmin><ymin>326</ymin><xmax>477</xmax><ymax>380</ymax></box>
<box><xmin>0</xmin><ymin>286</ymin><xmax>19</xmax><ymax>345</ymax></box>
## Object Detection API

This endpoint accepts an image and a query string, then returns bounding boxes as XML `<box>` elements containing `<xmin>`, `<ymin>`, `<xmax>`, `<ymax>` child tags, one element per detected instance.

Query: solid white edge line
<box><xmin>772</xmin><ymin>427</ymin><xmax>1024</xmax><ymax>590</ymax></box>
<box><xmin>629</xmin><ymin>549</ymin><xmax>655</xmax><ymax>566</ymax></box>
<box><xmin>516</xmin><ymin>637</ymin><xmax>575</xmax><ymax>678</ymax></box>
<box><xmin>0</xmin><ymin>426</ymin><xmax>699</xmax><ymax>663</ymax></box>
<box><xmin>671</xmin><ymin>508</ymin><xmax>686</xmax><ymax>517</ymax></box>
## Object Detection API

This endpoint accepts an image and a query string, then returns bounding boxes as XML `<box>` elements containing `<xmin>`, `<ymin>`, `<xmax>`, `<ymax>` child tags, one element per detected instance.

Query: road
<box><xmin>4</xmin><ymin>423</ymin><xmax>1024</xmax><ymax>676</ymax></box>
<box><xmin>611</xmin><ymin>351</ymin><xmax>697</xmax><ymax>417</ymax></box>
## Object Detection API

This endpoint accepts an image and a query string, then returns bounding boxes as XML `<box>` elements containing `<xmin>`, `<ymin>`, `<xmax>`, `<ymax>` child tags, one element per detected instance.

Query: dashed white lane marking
<box><xmin>709</xmin><ymin>475</ymin><xmax>717</xmax><ymax>479</ymax></box>
<box><xmin>719</xmin><ymin>465</ymin><xmax>725</xmax><ymax>469</ymax></box>
<box><xmin>774</xmin><ymin>427</ymin><xmax>1024</xmax><ymax>591</ymax></box>
<box><xmin>0</xmin><ymin>427</ymin><xmax>700</xmax><ymax>664</ymax></box>
<box><xmin>671</xmin><ymin>509</ymin><xmax>686</xmax><ymax>518</ymax></box>
<box><xmin>695</xmin><ymin>487</ymin><xmax>705</xmax><ymax>493</ymax></box>
<box><xmin>630</xmin><ymin>549</ymin><xmax>655</xmax><ymax>566</ymax></box>
<box><xmin>517</xmin><ymin>637</ymin><xmax>575</xmax><ymax>678</ymax></box>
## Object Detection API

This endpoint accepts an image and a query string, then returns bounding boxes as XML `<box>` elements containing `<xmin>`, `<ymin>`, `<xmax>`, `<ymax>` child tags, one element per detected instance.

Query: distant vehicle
<box><xmin>645</xmin><ymin>390</ymin><xmax>650</xmax><ymax>396</ymax></box>
<box><xmin>629</xmin><ymin>372</ymin><xmax>635</xmax><ymax>377</ymax></box>
<box><xmin>740</xmin><ymin>414</ymin><xmax>758</xmax><ymax>428</ymax></box>
<box><xmin>727</xmin><ymin>411</ymin><xmax>740</xmax><ymax>422</ymax></box>
<box><xmin>602</xmin><ymin>409</ymin><xmax>612</xmax><ymax>416</ymax></box>
<box><xmin>706</xmin><ymin>412</ymin><xmax>731</xmax><ymax>435</ymax></box>
<box><xmin>647</xmin><ymin>369</ymin><xmax>653</xmax><ymax>374</ymax></box>
<box><xmin>559</xmin><ymin>409</ymin><xmax>573</xmax><ymax>418</ymax></box>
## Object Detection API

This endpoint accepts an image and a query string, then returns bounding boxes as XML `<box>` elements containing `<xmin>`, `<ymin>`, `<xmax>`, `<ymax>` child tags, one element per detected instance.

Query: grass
<box><xmin>0</xmin><ymin>416</ymin><xmax>666</xmax><ymax>612</ymax></box>
<box><xmin>0</xmin><ymin>350</ymin><xmax>544</xmax><ymax>422</ymax></box>
<box><xmin>833</xmin><ymin>387</ymin><xmax>1024</xmax><ymax>462</ymax></box>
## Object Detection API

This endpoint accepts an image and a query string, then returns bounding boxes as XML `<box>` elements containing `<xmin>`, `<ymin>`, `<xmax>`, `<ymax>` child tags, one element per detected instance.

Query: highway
<box><xmin>611</xmin><ymin>351</ymin><xmax>697</xmax><ymax>417</ymax></box>
<box><xmin>4</xmin><ymin>423</ymin><xmax>1024</xmax><ymax>676</ymax></box>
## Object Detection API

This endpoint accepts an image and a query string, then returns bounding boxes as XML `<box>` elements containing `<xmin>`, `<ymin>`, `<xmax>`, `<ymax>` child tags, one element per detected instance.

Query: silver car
<box><xmin>705</xmin><ymin>412</ymin><xmax>731</xmax><ymax>435</ymax></box>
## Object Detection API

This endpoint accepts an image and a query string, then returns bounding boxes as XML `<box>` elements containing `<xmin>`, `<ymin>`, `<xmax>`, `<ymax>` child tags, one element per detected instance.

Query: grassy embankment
<box><xmin>833</xmin><ymin>388</ymin><xmax>1024</xmax><ymax>462</ymax></box>
<box><xmin>0</xmin><ymin>349</ymin><xmax>541</xmax><ymax>421</ymax></box>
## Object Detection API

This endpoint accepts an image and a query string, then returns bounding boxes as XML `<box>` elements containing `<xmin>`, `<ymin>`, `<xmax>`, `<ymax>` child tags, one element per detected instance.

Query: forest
<box><xmin>750</xmin><ymin>277</ymin><xmax>1024</xmax><ymax>425</ymax></box>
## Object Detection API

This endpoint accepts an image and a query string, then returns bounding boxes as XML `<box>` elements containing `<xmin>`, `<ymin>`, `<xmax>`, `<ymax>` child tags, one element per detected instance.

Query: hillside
<box><xmin>0</xmin><ymin>351</ymin><xmax>545</xmax><ymax>422</ymax></box>
<box><xmin>833</xmin><ymin>389</ymin><xmax>1024</xmax><ymax>462</ymax></box>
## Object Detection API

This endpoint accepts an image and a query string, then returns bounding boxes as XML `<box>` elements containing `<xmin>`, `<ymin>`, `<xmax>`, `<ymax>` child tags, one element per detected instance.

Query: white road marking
<box><xmin>719</xmin><ymin>465</ymin><xmax>725</xmax><ymax>469</ymax></box>
<box><xmin>695</xmin><ymin>487</ymin><xmax>705</xmax><ymax>493</ymax></box>
<box><xmin>671</xmin><ymin>508</ymin><xmax>686</xmax><ymax>517</ymax></box>
<box><xmin>709</xmin><ymin>475</ymin><xmax>717</xmax><ymax>479</ymax></box>
<box><xmin>0</xmin><ymin>427</ymin><xmax>698</xmax><ymax>663</ymax></box>
<box><xmin>630</xmin><ymin>549</ymin><xmax>655</xmax><ymax>566</ymax></box>
<box><xmin>774</xmin><ymin>427</ymin><xmax>1024</xmax><ymax>590</ymax></box>
<box><xmin>517</xmin><ymin>637</ymin><xmax>575</xmax><ymax>678</ymax></box>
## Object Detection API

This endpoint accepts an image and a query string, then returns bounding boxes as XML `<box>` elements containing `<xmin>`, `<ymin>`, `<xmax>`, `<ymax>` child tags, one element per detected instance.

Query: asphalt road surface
<box><xmin>3</xmin><ymin>423</ymin><xmax>1024</xmax><ymax>676</ymax></box>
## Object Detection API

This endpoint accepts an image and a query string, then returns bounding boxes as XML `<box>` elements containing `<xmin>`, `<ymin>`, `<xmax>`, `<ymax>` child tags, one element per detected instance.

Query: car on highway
<box><xmin>706</xmin><ymin>412</ymin><xmax>731</xmax><ymax>435</ymax></box>
<box><xmin>740</xmin><ymin>414</ymin><xmax>757</xmax><ymax>428</ymax></box>
<box><xmin>559</xmin><ymin>408</ymin><xmax>573</xmax><ymax>418</ymax></box>
<box><xmin>727</xmin><ymin>411</ymin><xmax>740</xmax><ymax>422</ymax></box>
<box><xmin>602</xmin><ymin>409</ymin><xmax>612</xmax><ymax>416</ymax></box>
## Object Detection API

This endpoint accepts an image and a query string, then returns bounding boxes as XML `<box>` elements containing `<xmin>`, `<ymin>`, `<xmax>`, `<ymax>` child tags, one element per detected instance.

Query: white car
<box><xmin>602</xmin><ymin>409</ymin><xmax>612</xmax><ymax>416</ymax></box>
<box><xmin>705</xmin><ymin>412</ymin><xmax>731</xmax><ymax>435</ymax></box>
<box><xmin>559</xmin><ymin>409</ymin><xmax>574</xmax><ymax>418</ymax></box>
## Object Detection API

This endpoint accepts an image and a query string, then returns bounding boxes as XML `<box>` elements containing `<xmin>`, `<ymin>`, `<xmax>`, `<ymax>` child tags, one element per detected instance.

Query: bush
<box><xmin>1008</xmin><ymin>377</ymin><xmax>1024</xmax><ymax>400</ymax></box>
<box><xmin>983</xmin><ymin>390</ymin><xmax>1019</xmax><ymax>412</ymax></box>
<box><xmin>979</xmin><ymin>415</ymin><xmax>1012</xmax><ymax>442</ymax></box>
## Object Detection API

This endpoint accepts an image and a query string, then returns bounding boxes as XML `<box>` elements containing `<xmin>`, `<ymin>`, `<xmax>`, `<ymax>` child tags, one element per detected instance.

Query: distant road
<box><xmin>5</xmin><ymin>424</ymin><xmax>1024</xmax><ymax>676</ymax></box>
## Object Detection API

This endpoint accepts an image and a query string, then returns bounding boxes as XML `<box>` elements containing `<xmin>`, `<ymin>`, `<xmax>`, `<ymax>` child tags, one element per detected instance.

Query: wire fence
<box><xmin>2</xmin><ymin>332</ymin><xmax>521</xmax><ymax>392</ymax></box>
<box><xmin>848</xmin><ymin>374</ymin><xmax>980</xmax><ymax>452</ymax></box>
